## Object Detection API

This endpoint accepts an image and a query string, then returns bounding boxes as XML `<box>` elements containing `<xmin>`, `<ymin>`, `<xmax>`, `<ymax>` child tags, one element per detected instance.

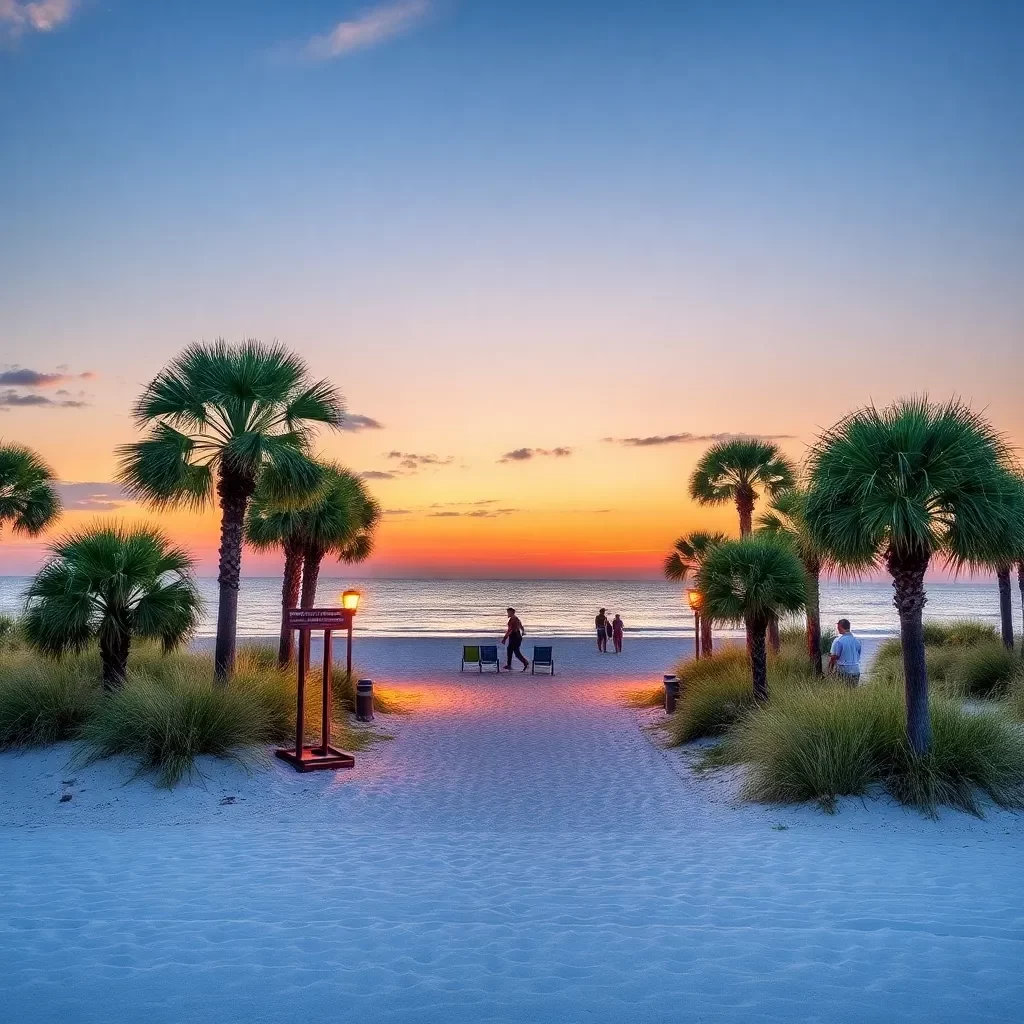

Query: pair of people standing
<box><xmin>595</xmin><ymin>608</ymin><xmax>624</xmax><ymax>654</ymax></box>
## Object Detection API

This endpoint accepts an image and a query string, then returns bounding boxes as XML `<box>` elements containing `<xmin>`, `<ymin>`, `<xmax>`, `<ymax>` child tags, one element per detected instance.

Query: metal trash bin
<box><xmin>663</xmin><ymin>674</ymin><xmax>680</xmax><ymax>714</ymax></box>
<box><xmin>356</xmin><ymin>679</ymin><xmax>374</xmax><ymax>722</ymax></box>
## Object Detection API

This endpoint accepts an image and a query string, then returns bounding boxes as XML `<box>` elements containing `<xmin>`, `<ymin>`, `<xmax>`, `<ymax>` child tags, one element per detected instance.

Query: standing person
<box><xmin>502</xmin><ymin>607</ymin><xmax>529</xmax><ymax>671</ymax></box>
<box><xmin>828</xmin><ymin>618</ymin><xmax>862</xmax><ymax>685</ymax></box>
<box><xmin>595</xmin><ymin>608</ymin><xmax>608</xmax><ymax>652</ymax></box>
<box><xmin>612</xmin><ymin>613</ymin><xmax>624</xmax><ymax>654</ymax></box>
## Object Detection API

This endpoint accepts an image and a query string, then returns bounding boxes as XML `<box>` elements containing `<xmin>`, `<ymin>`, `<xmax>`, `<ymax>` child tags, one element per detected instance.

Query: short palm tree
<box><xmin>805</xmin><ymin>398</ymin><xmax>1024</xmax><ymax>754</ymax></box>
<box><xmin>689</xmin><ymin>439</ymin><xmax>796</xmax><ymax>536</ymax></box>
<box><xmin>993</xmin><ymin>475</ymin><xmax>1024</xmax><ymax>651</ymax></box>
<box><xmin>663</xmin><ymin>530</ymin><xmax>726</xmax><ymax>655</ymax></box>
<box><xmin>23</xmin><ymin>524</ymin><xmax>201</xmax><ymax>691</ymax></box>
<box><xmin>758</xmin><ymin>486</ymin><xmax>828</xmax><ymax>675</ymax></box>
<box><xmin>246</xmin><ymin>463</ymin><xmax>380</xmax><ymax>666</ymax></box>
<box><xmin>696</xmin><ymin>534</ymin><xmax>806</xmax><ymax>701</ymax></box>
<box><xmin>0</xmin><ymin>442</ymin><xmax>61</xmax><ymax>538</ymax></box>
<box><xmin>117</xmin><ymin>340</ymin><xmax>343</xmax><ymax>681</ymax></box>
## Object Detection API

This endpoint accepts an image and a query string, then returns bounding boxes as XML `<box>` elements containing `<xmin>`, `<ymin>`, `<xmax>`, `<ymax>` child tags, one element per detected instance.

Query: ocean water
<box><xmin>0</xmin><ymin>576</ymin><xmax>1019</xmax><ymax>641</ymax></box>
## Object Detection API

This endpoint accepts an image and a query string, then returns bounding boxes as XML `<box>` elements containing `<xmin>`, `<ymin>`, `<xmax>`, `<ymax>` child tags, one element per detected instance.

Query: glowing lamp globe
<box><xmin>686</xmin><ymin>590</ymin><xmax>704</xmax><ymax>612</ymax></box>
<box><xmin>341</xmin><ymin>589</ymin><xmax>361</xmax><ymax>612</ymax></box>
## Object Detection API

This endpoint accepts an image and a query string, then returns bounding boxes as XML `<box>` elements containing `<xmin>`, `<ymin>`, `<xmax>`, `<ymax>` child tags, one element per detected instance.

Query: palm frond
<box><xmin>0</xmin><ymin>442</ymin><xmax>62</xmax><ymax>537</ymax></box>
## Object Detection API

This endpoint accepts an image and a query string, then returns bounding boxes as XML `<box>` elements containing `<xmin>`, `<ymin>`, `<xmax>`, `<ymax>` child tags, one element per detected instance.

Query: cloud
<box><xmin>0</xmin><ymin>367</ymin><xmax>95</xmax><ymax>388</ymax></box>
<box><xmin>0</xmin><ymin>0</ymin><xmax>77</xmax><ymax>40</ymax></box>
<box><xmin>499</xmin><ymin>447</ymin><xmax>572</xmax><ymax>463</ymax></box>
<box><xmin>428</xmin><ymin>507</ymin><xmax>518</xmax><ymax>519</ymax></box>
<box><xmin>382</xmin><ymin>508</ymin><xmax>413</xmax><ymax>515</ymax></box>
<box><xmin>339</xmin><ymin>413</ymin><xmax>384</xmax><ymax>432</ymax></box>
<box><xmin>359</xmin><ymin>470</ymin><xmax>398</xmax><ymax>480</ymax></box>
<box><xmin>603</xmin><ymin>432</ymin><xmax>795</xmax><ymax>447</ymax></box>
<box><xmin>303</xmin><ymin>0</ymin><xmax>431</xmax><ymax>61</ymax></box>
<box><xmin>386</xmin><ymin>451</ymin><xmax>455</xmax><ymax>471</ymax></box>
<box><xmin>56</xmin><ymin>482</ymin><xmax>130</xmax><ymax>511</ymax></box>
<box><xmin>0</xmin><ymin>389</ymin><xmax>88</xmax><ymax>409</ymax></box>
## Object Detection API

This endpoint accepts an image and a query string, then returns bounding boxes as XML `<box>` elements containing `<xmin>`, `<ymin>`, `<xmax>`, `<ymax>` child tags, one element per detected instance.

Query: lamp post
<box><xmin>341</xmin><ymin>589</ymin><xmax>361</xmax><ymax>679</ymax></box>
<box><xmin>687</xmin><ymin>589</ymin><xmax>704</xmax><ymax>661</ymax></box>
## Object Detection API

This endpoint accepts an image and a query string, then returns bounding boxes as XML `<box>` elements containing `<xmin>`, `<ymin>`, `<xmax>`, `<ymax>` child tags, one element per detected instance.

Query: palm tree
<box><xmin>117</xmin><ymin>340</ymin><xmax>343</xmax><ymax>681</ymax></box>
<box><xmin>663</xmin><ymin>530</ymin><xmax>726</xmax><ymax>655</ymax></box>
<box><xmin>689</xmin><ymin>438</ymin><xmax>796</xmax><ymax>536</ymax></box>
<box><xmin>696</xmin><ymin>534</ymin><xmax>806</xmax><ymax>702</ymax></box>
<box><xmin>758</xmin><ymin>486</ymin><xmax>828</xmax><ymax>675</ymax></box>
<box><xmin>23</xmin><ymin>524</ymin><xmax>201</xmax><ymax>691</ymax></box>
<box><xmin>296</xmin><ymin>466</ymin><xmax>381</xmax><ymax>609</ymax></box>
<box><xmin>0</xmin><ymin>442</ymin><xmax>61</xmax><ymax>538</ymax></box>
<box><xmin>805</xmin><ymin>398</ymin><xmax>1024</xmax><ymax>754</ymax></box>
<box><xmin>246</xmin><ymin>463</ymin><xmax>380</xmax><ymax>667</ymax></box>
<box><xmin>993</xmin><ymin>475</ymin><xmax>1024</xmax><ymax>651</ymax></box>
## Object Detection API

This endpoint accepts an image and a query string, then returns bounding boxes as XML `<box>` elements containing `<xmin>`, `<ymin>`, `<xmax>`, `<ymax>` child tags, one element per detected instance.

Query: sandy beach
<box><xmin>2</xmin><ymin>636</ymin><xmax>1023</xmax><ymax>1023</ymax></box>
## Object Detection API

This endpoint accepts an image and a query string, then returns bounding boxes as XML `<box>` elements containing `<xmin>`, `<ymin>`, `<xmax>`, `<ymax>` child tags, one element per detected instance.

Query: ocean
<box><xmin>0</xmin><ymin>576</ymin><xmax>1019</xmax><ymax>641</ymax></box>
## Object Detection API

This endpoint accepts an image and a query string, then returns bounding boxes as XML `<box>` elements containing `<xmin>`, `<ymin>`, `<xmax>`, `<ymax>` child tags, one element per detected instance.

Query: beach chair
<box><xmin>461</xmin><ymin>645</ymin><xmax>481</xmax><ymax>671</ymax></box>
<box><xmin>531</xmin><ymin>646</ymin><xmax>554</xmax><ymax>674</ymax></box>
<box><xmin>479</xmin><ymin>645</ymin><xmax>500</xmax><ymax>672</ymax></box>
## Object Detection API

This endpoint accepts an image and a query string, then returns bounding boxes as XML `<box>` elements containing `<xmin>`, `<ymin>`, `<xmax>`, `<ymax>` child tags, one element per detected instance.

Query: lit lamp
<box><xmin>687</xmin><ymin>589</ymin><xmax>704</xmax><ymax>661</ymax></box>
<box><xmin>340</xmin><ymin>589</ymin><xmax>361</xmax><ymax>677</ymax></box>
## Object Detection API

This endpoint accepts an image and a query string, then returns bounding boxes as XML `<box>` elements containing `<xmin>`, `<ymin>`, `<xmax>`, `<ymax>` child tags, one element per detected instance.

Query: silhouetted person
<box><xmin>595</xmin><ymin>608</ymin><xmax>608</xmax><ymax>652</ymax></box>
<box><xmin>502</xmin><ymin>607</ymin><xmax>529</xmax><ymax>671</ymax></box>
<box><xmin>612</xmin><ymin>613</ymin><xmax>624</xmax><ymax>654</ymax></box>
<box><xmin>828</xmin><ymin>618</ymin><xmax>862</xmax><ymax>685</ymax></box>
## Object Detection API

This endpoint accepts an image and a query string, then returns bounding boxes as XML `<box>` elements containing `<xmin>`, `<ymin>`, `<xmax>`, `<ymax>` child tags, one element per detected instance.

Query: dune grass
<box><xmin>711</xmin><ymin>682</ymin><xmax>1024</xmax><ymax>816</ymax></box>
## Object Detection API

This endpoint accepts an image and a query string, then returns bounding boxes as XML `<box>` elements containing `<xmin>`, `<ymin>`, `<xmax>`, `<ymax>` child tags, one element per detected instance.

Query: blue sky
<box><xmin>1</xmin><ymin>0</ymin><xmax>1022</xmax><ymax>575</ymax></box>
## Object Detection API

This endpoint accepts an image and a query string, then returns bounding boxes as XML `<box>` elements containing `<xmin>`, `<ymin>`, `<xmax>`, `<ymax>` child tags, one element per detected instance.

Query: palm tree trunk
<box><xmin>99</xmin><ymin>630</ymin><xmax>130</xmax><ymax>693</ymax></box>
<box><xmin>767</xmin><ymin>614</ymin><xmax>781</xmax><ymax>653</ymax></box>
<box><xmin>888</xmin><ymin>549</ymin><xmax>931</xmax><ymax>755</ymax></box>
<box><xmin>700</xmin><ymin>615</ymin><xmax>713</xmax><ymax>656</ymax></box>
<box><xmin>214</xmin><ymin>469</ymin><xmax>255</xmax><ymax>684</ymax></box>
<box><xmin>996</xmin><ymin>564</ymin><xmax>1014</xmax><ymax>650</ymax></box>
<box><xmin>805</xmin><ymin>559</ymin><xmax>822</xmax><ymax>676</ymax></box>
<box><xmin>300</xmin><ymin>547</ymin><xmax>324</xmax><ymax>608</ymax></box>
<box><xmin>747</xmin><ymin>613</ymin><xmax>769</xmax><ymax>702</ymax></box>
<box><xmin>278</xmin><ymin>541</ymin><xmax>303</xmax><ymax>668</ymax></box>
<box><xmin>1019</xmin><ymin>561</ymin><xmax>1024</xmax><ymax>646</ymax></box>
<box><xmin>735</xmin><ymin>488</ymin><xmax>755</xmax><ymax>536</ymax></box>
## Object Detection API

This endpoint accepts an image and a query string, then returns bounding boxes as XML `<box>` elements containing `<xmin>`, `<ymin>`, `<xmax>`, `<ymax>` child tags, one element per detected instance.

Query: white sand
<box><xmin>2</xmin><ymin>636</ymin><xmax>1022</xmax><ymax>1023</ymax></box>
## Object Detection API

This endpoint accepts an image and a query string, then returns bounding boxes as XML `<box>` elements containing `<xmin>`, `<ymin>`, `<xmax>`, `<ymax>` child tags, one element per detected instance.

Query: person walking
<box><xmin>502</xmin><ymin>607</ymin><xmax>529</xmax><ymax>671</ymax></box>
<box><xmin>828</xmin><ymin>618</ymin><xmax>862</xmax><ymax>685</ymax></box>
<box><xmin>612</xmin><ymin>613</ymin><xmax>624</xmax><ymax>654</ymax></box>
<box><xmin>595</xmin><ymin>608</ymin><xmax>609</xmax><ymax>652</ymax></box>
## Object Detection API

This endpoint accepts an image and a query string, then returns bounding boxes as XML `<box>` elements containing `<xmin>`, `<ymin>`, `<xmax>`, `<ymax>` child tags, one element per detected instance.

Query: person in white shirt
<box><xmin>828</xmin><ymin>618</ymin><xmax>862</xmax><ymax>685</ymax></box>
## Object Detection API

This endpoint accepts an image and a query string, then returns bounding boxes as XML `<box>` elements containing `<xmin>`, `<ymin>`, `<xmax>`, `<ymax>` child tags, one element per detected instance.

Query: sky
<box><xmin>1</xmin><ymin>0</ymin><xmax>1022</xmax><ymax>578</ymax></box>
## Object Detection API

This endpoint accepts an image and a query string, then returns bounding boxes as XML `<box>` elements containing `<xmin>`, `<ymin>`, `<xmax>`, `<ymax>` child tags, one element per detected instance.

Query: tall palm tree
<box><xmin>246</xmin><ymin>463</ymin><xmax>380</xmax><ymax>667</ymax></box>
<box><xmin>0</xmin><ymin>442</ymin><xmax>61</xmax><ymax>538</ymax></box>
<box><xmin>689</xmin><ymin>438</ymin><xmax>796</xmax><ymax>536</ymax></box>
<box><xmin>805</xmin><ymin>398</ymin><xmax>1024</xmax><ymax>754</ymax></box>
<box><xmin>296</xmin><ymin>466</ymin><xmax>381</xmax><ymax>609</ymax></box>
<box><xmin>993</xmin><ymin>475</ymin><xmax>1024</xmax><ymax>651</ymax></box>
<box><xmin>758</xmin><ymin>486</ymin><xmax>828</xmax><ymax>676</ymax></box>
<box><xmin>663</xmin><ymin>530</ymin><xmax>726</xmax><ymax>655</ymax></box>
<box><xmin>117</xmin><ymin>340</ymin><xmax>343</xmax><ymax>681</ymax></box>
<box><xmin>23</xmin><ymin>524</ymin><xmax>201</xmax><ymax>691</ymax></box>
<box><xmin>696</xmin><ymin>534</ymin><xmax>806</xmax><ymax>702</ymax></box>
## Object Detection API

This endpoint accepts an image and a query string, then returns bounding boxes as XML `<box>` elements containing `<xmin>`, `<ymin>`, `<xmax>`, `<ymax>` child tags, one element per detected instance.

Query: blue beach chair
<box><xmin>531</xmin><ymin>646</ymin><xmax>554</xmax><ymax>674</ymax></box>
<box><xmin>479</xmin><ymin>645</ymin><xmax>500</xmax><ymax>672</ymax></box>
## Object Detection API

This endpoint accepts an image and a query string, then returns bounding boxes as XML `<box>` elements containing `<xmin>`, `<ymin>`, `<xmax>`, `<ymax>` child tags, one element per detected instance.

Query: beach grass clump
<box><xmin>619</xmin><ymin>686</ymin><xmax>666</xmax><ymax>709</ymax></box>
<box><xmin>668</xmin><ymin>646</ymin><xmax>811</xmax><ymax>744</ymax></box>
<box><xmin>716</xmin><ymin>683</ymin><xmax>1024</xmax><ymax>816</ymax></box>
<box><xmin>0</xmin><ymin>650</ymin><xmax>102</xmax><ymax>748</ymax></box>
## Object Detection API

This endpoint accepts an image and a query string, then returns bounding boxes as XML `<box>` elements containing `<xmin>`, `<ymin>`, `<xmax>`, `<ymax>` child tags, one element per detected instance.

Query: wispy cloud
<box><xmin>339</xmin><ymin>413</ymin><xmax>384</xmax><ymax>432</ymax></box>
<box><xmin>499</xmin><ymin>447</ymin><xmax>572</xmax><ymax>463</ymax></box>
<box><xmin>303</xmin><ymin>0</ymin><xmax>432</xmax><ymax>61</ymax></box>
<box><xmin>0</xmin><ymin>367</ymin><xmax>95</xmax><ymax>388</ymax></box>
<box><xmin>56</xmin><ymin>482</ymin><xmax>130</xmax><ymax>511</ymax></box>
<box><xmin>0</xmin><ymin>0</ymin><xmax>78</xmax><ymax>41</ymax></box>
<box><xmin>0</xmin><ymin>389</ymin><xmax>88</xmax><ymax>409</ymax></box>
<box><xmin>386</xmin><ymin>451</ymin><xmax>455</xmax><ymax>471</ymax></box>
<box><xmin>603</xmin><ymin>432</ymin><xmax>794</xmax><ymax>447</ymax></box>
<box><xmin>429</xmin><ymin>508</ymin><xmax>518</xmax><ymax>519</ymax></box>
<box><xmin>359</xmin><ymin>470</ymin><xmax>398</xmax><ymax>480</ymax></box>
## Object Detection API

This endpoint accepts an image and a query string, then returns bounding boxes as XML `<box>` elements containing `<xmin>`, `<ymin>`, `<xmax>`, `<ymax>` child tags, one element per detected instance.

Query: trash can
<box><xmin>356</xmin><ymin>679</ymin><xmax>374</xmax><ymax>722</ymax></box>
<box><xmin>663</xmin><ymin>674</ymin><xmax>680</xmax><ymax>714</ymax></box>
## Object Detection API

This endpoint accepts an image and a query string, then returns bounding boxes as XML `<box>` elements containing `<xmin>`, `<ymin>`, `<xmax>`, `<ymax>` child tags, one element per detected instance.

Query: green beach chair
<box><xmin>461</xmin><ymin>645</ymin><xmax>481</xmax><ymax>671</ymax></box>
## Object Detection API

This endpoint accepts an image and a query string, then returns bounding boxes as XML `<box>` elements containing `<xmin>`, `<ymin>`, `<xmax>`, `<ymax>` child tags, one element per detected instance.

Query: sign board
<box><xmin>286</xmin><ymin>607</ymin><xmax>353</xmax><ymax>630</ymax></box>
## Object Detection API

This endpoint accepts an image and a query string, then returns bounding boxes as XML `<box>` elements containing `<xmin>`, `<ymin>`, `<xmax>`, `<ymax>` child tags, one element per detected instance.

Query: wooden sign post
<box><xmin>275</xmin><ymin>607</ymin><xmax>356</xmax><ymax>772</ymax></box>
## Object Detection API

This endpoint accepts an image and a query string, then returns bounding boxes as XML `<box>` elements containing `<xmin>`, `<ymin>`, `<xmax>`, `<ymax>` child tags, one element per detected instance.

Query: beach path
<box><xmin>1</xmin><ymin>636</ymin><xmax>1022</xmax><ymax>1023</ymax></box>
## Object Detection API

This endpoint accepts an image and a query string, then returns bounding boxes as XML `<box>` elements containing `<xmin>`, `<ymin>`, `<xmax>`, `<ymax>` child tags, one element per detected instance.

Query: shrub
<box><xmin>921</xmin><ymin>620</ymin><xmax>999</xmax><ymax>647</ymax></box>
<box><xmin>668</xmin><ymin>646</ymin><xmax>810</xmax><ymax>744</ymax></box>
<box><xmin>779</xmin><ymin>624</ymin><xmax>836</xmax><ymax>657</ymax></box>
<box><xmin>873</xmin><ymin>636</ymin><xmax>1017</xmax><ymax>699</ymax></box>
<box><xmin>0</xmin><ymin>650</ymin><xmax>102</xmax><ymax>748</ymax></box>
<box><xmin>716</xmin><ymin>683</ymin><xmax>1024</xmax><ymax>816</ymax></box>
